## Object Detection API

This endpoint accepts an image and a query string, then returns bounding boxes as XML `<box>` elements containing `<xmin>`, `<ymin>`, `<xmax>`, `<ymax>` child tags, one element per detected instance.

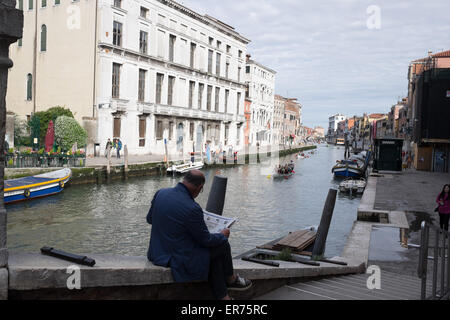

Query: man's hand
<box><xmin>221</xmin><ymin>228</ymin><xmax>230</xmax><ymax>238</ymax></box>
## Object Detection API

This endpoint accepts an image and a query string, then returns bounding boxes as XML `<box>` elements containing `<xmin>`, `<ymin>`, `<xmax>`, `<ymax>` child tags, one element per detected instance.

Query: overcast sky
<box><xmin>179</xmin><ymin>0</ymin><xmax>450</xmax><ymax>128</ymax></box>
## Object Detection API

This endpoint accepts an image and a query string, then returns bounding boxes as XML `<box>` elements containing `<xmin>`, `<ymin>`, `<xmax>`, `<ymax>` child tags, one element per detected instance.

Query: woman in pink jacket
<box><xmin>436</xmin><ymin>184</ymin><xmax>450</xmax><ymax>231</ymax></box>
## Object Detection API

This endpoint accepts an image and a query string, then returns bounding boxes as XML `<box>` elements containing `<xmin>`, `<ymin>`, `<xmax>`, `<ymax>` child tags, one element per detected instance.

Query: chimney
<box><xmin>246</xmin><ymin>54</ymin><xmax>251</xmax><ymax>62</ymax></box>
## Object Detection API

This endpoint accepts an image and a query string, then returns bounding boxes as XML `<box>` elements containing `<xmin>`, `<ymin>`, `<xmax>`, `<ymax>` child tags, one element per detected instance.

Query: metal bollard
<box><xmin>206</xmin><ymin>175</ymin><xmax>228</xmax><ymax>216</ymax></box>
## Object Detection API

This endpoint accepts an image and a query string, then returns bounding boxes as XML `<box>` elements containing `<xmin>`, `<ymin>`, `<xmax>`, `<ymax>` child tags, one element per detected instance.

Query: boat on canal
<box><xmin>166</xmin><ymin>161</ymin><xmax>204</xmax><ymax>174</ymax></box>
<box><xmin>338</xmin><ymin>177</ymin><xmax>366</xmax><ymax>194</ymax></box>
<box><xmin>331</xmin><ymin>159</ymin><xmax>364</xmax><ymax>178</ymax></box>
<box><xmin>4</xmin><ymin>168</ymin><xmax>72</xmax><ymax>204</ymax></box>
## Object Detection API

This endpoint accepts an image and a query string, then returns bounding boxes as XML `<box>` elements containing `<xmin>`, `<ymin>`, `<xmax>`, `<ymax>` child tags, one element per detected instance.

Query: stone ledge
<box><xmin>9</xmin><ymin>252</ymin><xmax>364</xmax><ymax>292</ymax></box>
<box><xmin>0</xmin><ymin>268</ymin><xmax>7</xmax><ymax>300</ymax></box>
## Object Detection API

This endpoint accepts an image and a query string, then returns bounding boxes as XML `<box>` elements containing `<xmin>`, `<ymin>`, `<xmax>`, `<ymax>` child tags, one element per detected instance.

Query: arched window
<box><xmin>40</xmin><ymin>25</ymin><xmax>47</xmax><ymax>52</ymax></box>
<box><xmin>26</xmin><ymin>74</ymin><xmax>32</xmax><ymax>101</ymax></box>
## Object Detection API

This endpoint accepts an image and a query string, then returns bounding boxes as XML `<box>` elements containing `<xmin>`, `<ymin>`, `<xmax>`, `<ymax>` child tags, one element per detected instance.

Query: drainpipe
<box><xmin>92</xmin><ymin>0</ymin><xmax>98</xmax><ymax>118</ymax></box>
<box><xmin>32</xmin><ymin>0</ymin><xmax>37</xmax><ymax>113</ymax></box>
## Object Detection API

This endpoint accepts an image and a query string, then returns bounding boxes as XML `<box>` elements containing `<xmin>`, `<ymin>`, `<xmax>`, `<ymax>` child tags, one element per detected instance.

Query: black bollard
<box><xmin>206</xmin><ymin>175</ymin><xmax>227</xmax><ymax>215</ymax></box>
<box><xmin>311</xmin><ymin>188</ymin><xmax>337</xmax><ymax>260</ymax></box>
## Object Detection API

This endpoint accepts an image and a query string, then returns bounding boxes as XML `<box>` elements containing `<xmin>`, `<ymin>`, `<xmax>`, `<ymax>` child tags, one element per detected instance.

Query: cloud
<box><xmin>182</xmin><ymin>0</ymin><xmax>450</xmax><ymax>128</ymax></box>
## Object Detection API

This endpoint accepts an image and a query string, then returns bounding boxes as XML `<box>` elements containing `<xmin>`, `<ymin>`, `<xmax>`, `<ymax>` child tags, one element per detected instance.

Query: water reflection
<box><xmin>7</xmin><ymin>145</ymin><xmax>360</xmax><ymax>258</ymax></box>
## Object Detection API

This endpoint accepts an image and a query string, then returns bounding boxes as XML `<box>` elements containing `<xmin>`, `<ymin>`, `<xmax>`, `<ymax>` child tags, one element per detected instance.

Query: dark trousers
<box><xmin>208</xmin><ymin>241</ymin><xmax>234</xmax><ymax>299</ymax></box>
<box><xmin>117</xmin><ymin>149</ymin><xmax>120</xmax><ymax>158</ymax></box>
<box><xmin>439</xmin><ymin>213</ymin><xmax>450</xmax><ymax>231</ymax></box>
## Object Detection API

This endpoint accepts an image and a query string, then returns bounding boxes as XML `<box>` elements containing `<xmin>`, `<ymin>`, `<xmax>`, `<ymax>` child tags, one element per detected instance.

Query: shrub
<box><xmin>31</xmin><ymin>106</ymin><xmax>74</xmax><ymax>148</ymax></box>
<box><xmin>54</xmin><ymin>116</ymin><xmax>87</xmax><ymax>151</ymax></box>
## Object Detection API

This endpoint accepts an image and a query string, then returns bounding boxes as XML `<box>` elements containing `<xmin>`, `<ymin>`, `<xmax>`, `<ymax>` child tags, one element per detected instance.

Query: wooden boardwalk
<box><xmin>255</xmin><ymin>270</ymin><xmax>432</xmax><ymax>300</ymax></box>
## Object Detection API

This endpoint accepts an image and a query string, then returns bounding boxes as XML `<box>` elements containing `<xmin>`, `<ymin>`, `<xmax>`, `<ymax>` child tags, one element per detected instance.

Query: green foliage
<box><xmin>31</xmin><ymin>106</ymin><xmax>74</xmax><ymax>147</ymax></box>
<box><xmin>276</xmin><ymin>248</ymin><xmax>292</xmax><ymax>261</ymax></box>
<box><xmin>14</xmin><ymin>116</ymin><xmax>31</xmax><ymax>147</ymax></box>
<box><xmin>37</xmin><ymin>148</ymin><xmax>44</xmax><ymax>155</ymax></box>
<box><xmin>54</xmin><ymin>116</ymin><xmax>87</xmax><ymax>151</ymax></box>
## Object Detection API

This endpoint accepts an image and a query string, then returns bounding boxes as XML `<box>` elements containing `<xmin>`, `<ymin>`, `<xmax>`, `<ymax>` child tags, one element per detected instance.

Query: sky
<box><xmin>179</xmin><ymin>0</ymin><xmax>450</xmax><ymax>129</ymax></box>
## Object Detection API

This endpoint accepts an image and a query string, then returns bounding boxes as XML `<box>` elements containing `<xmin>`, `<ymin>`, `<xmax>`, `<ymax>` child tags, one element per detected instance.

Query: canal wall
<box><xmin>5</xmin><ymin>145</ymin><xmax>317</xmax><ymax>185</ymax></box>
<box><xmin>7</xmin><ymin>251</ymin><xmax>364</xmax><ymax>300</ymax></box>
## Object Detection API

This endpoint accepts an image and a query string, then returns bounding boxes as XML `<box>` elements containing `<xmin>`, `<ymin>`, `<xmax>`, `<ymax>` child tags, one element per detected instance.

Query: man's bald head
<box><xmin>182</xmin><ymin>170</ymin><xmax>205</xmax><ymax>198</ymax></box>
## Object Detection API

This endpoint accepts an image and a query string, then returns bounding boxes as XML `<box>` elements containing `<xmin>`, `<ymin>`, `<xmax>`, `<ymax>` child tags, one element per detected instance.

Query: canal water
<box><xmin>6</xmin><ymin>144</ymin><xmax>360</xmax><ymax>258</ymax></box>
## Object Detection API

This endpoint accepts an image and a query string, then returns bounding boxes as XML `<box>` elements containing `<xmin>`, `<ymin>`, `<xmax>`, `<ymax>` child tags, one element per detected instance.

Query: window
<box><xmin>225</xmin><ymin>62</ymin><xmax>229</xmax><ymax>79</ymax></box>
<box><xmin>29</xmin><ymin>0</ymin><xmax>33</xmax><ymax>10</ymax></box>
<box><xmin>40</xmin><ymin>25</ymin><xmax>47</xmax><ymax>52</ymax></box>
<box><xmin>112</xmin><ymin>63</ymin><xmax>121</xmax><ymax>98</ymax></box>
<box><xmin>216</xmin><ymin>40</ymin><xmax>221</xmax><ymax>49</ymax></box>
<box><xmin>206</xmin><ymin>85</ymin><xmax>212</xmax><ymax>111</ymax></box>
<box><xmin>113</xmin><ymin>118</ymin><xmax>121</xmax><ymax>138</ymax></box>
<box><xmin>156</xmin><ymin>73</ymin><xmax>164</xmax><ymax>104</ymax></box>
<box><xmin>226</xmin><ymin>45</ymin><xmax>231</xmax><ymax>54</ymax></box>
<box><xmin>138</xmin><ymin>69</ymin><xmax>146</xmax><ymax>102</ymax></box>
<box><xmin>18</xmin><ymin>0</ymin><xmax>23</xmax><ymax>10</ymax></box>
<box><xmin>189</xmin><ymin>122</ymin><xmax>194</xmax><ymax>141</ymax></box>
<box><xmin>156</xmin><ymin>120</ymin><xmax>163</xmax><ymax>139</ymax></box>
<box><xmin>169</xmin><ymin>34</ymin><xmax>176</xmax><ymax>62</ymax></box>
<box><xmin>55</xmin><ymin>0</ymin><xmax>60</xmax><ymax>5</ymax></box>
<box><xmin>26</xmin><ymin>74</ymin><xmax>32</xmax><ymax>101</ymax></box>
<box><xmin>237</xmin><ymin>67</ymin><xmax>241</xmax><ymax>82</ymax></box>
<box><xmin>190</xmin><ymin>43</ymin><xmax>196</xmax><ymax>68</ymax></box>
<box><xmin>237</xmin><ymin>92</ymin><xmax>241</xmax><ymax>114</ymax></box>
<box><xmin>169</xmin><ymin>121</ymin><xmax>174</xmax><ymax>140</ymax></box>
<box><xmin>208</xmin><ymin>50</ymin><xmax>213</xmax><ymax>74</ymax></box>
<box><xmin>113</xmin><ymin>0</ymin><xmax>121</xmax><ymax>8</ymax></box>
<box><xmin>215</xmin><ymin>87</ymin><xmax>220</xmax><ymax>112</ymax></box>
<box><xmin>198</xmin><ymin>83</ymin><xmax>204</xmax><ymax>109</ymax></box>
<box><xmin>140</xmin><ymin>7</ymin><xmax>148</xmax><ymax>19</ymax></box>
<box><xmin>41</xmin><ymin>0</ymin><xmax>46</xmax><ymax>7</ymax></box>
<box><xmin>209</xmin><ymin>37</ymin><xmax>213</xmax><ymax>45</ymax></box>
<box><xmin>139</xmin><ymin>117</ymin><xmax>146</xmax><ymax>146</ymax></box>
<box><xmin>216</xmin><ymin>53</ymin><xmax>221</xmax><ymax>76</ymax></box>
<box><xmin>113</xmin><ymin>21</ymin><xmax>122</xmax><ymax>47</ymax></box>
<box><xmin>189</xmin><ymin>81</ymin><xmax>195</xmax><ymax>108</ymax></box>
<box><xmin>225</xmin><ymin>124</ymin><xmax>229</xmax><ymax>145</ymax></box>
<box><xmin>18</xmin><ymin>38</ymin><xmax>22</xmax><ymax>47</ymax></box>
<box><xmin>139</xmin><ymin>30</ymin><xmax>148</xmax><ymax>54</ymax></box>
<box><xmin>225</xmin><ymin>89</ymin><xmax>229</xmax><ymax>114</ymax></box>
<box><xmin>238</xmin><ymin>50</ymin><xmax>242</xmax><ymax>58</ymax></box>
<box><xmin>167</xmin><ymin>76</ymin><xmax>175</xmax><ymax>105</ymax></box>
<box><xmin>246</xmin><ymin>66</ymin><xmax>250</xmax><ymax>73</ymax></box>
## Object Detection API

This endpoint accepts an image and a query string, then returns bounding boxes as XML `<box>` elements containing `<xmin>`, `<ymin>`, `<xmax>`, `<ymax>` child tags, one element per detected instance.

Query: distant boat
<box><xmin>166</xmin><ymin>161</ymin><xmax>204</xmax><ymax>174</ymax></box>
<box><xmin>4</xmin><ymin>168</ymin><xmax>72</xmax><ymax>204</ymax></box>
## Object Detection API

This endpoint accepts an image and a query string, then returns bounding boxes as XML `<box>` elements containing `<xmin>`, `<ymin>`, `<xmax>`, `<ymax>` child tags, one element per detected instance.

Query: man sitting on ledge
<box><xmin>146</xmin><ymin>170</ymin><xmax>252</xmax><ymax>300</ymax></box>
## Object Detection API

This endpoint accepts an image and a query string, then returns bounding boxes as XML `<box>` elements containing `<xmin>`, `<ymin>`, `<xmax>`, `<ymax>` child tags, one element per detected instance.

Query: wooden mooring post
<box><xmin>311</xmin><ymin>188</ymin><xmax>337</xmax><ymax>261</ymax></box>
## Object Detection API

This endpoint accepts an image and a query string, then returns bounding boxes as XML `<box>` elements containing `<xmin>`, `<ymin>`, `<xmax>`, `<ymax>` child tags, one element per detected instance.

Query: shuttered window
<box><xmin>225</xmin><ymin>89</ymin><xmax>229</xmax><ymax>114</ymax></box>
<box><xmin>139</xmin><ymin>31</ymin><xmax>148</xmax><ymax>54</ymax></box>
<box><xmin>113</xmin><ymin>21</ymin><xmax>122</xmax><ymax>47</ymax></box>
<box><xmin>215</xmin><ymin>87</ymin><xmax>220</xmax><ymax>112</ymax></box>
<box><xmin>113</xmin><ymin>118</ymin><xmax>121</xmax><ymax>138</ymax></box>
<box><xmin>189</xmin><ymin>81</ymin><xmax>195</xmax><ymax>108</ymax></box>
<box><xmin>167</xmin><ymin>76</ymin><xmax>175</xmax><ymax>105</ymax></box>
<box><xmin>29</xmin><ymin>0</ymin><xmax>33</xmax><ymax>10</ymax></box>
<box><xmin>156</xmin><ymin>120</ymin><xmax>163</xmax><ymax>140</ymax></box>
<box><xmin>198</xmin><ymin>83</ymin><xmax>204</xmax><ymax>109</ymax></box>
<box><xmin>139</xmin><ymin>117</ymin><xmax>146</xmax><ymax>147</ymax></box>
<box><xmin>112</xmin><ymin>63</ymin><xmax>121</xmax><ymax>98</ymax></box>
<box><xmin>138</xmin><ymin>69</ymin><xmax>146</xmax><ymax>102</ymax></box>
<box><xmin>26</xmin><ymin>74</ymin><xmax>32</xmax><ymax>101</ymax></box>
<box><xmin>207</xmin><ymin>85</ymin><xmax>212</xmax><ymax>111</ymax></box>
<box><xmin>42</xmin><ymin>0</ymin><xmax>46</xmax><ymax>7</ymax></box>
<box><xmin>156</xmin><ymin>73</ymin><xmax>163</xmax><ymax>104</ymax></box>
<box><xmin>40</xmin><ymin>25</ymin><xmax>47</xmax><ymax>52</ymax></box>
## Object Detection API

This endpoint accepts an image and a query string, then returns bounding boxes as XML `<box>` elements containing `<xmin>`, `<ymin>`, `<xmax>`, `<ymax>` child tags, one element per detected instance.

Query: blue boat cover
<box><xmin>5</xmin><ymin>176</ymin><xmax>54</xmax><ymax>190</ymax></box>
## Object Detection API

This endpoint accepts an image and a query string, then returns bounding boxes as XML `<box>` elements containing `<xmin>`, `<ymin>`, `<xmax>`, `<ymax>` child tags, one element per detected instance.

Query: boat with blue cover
<box><xmin>4</xmin><ymin>168</ymin><xmax>72</xmax><ymax>204</ymax></box>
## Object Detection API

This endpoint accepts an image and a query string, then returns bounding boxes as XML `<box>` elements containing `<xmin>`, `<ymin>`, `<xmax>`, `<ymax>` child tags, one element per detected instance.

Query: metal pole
<box><xmin>447</xmin><ymin>232</ymin><xmax>450</xmax><ymax>290</ymax></box>
<box><xmin>311</xmin><ymin>189</ymin><xmax>337</xmax><ymax>260</ymax></box>
<box><xmin>432</xmin><ymin>228</ymin><xmax>439</xmax><ymax>299</ymax></box>
<box><xmin>441</xmin><ymin>230</ymin><xmax>446</xmax><ymax>298</ymax></box>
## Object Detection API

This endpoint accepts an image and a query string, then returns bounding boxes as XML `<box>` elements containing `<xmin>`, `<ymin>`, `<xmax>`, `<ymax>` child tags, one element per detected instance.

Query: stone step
<box><xmin>256</xmin><ymin>284</ymin><xmax>334</xmax><ymax>300</ymax></box>
<box><xmin>316</xmin><ymin>278</ymin><xmax>398</xmax><ymax>300</ymax></box>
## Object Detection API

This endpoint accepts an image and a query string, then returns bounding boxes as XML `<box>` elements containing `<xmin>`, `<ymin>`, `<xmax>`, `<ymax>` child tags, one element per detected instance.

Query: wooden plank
<box><xmin>275</xmin><ymin>230</ymin><xmax>316</xmax><ymax>251</ymax></box>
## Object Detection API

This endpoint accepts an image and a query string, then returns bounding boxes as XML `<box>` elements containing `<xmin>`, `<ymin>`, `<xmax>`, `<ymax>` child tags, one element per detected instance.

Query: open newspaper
<box><xmin>203</xmin><ymin>210</ymin><xmax>237</xmax><ymax>234</ymax></box>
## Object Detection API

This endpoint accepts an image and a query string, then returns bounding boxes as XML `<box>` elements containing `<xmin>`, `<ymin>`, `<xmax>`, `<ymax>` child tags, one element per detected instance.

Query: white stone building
<box><xmin>244</xmin><ymin>56</ymin><xmax>276</xmax><ymax>147</ymax></box>
<box><xmin>7</xmin><ymin>0</ymin><xmax>250</xmax><ymax>156</ymax></box>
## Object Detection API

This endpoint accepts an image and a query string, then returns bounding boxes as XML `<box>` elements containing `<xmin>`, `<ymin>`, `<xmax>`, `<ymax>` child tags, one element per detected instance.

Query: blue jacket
<box><xmin>146</xmin><ymin>183</ymin><xmax>227</xmax><ymax>282</ymax></box>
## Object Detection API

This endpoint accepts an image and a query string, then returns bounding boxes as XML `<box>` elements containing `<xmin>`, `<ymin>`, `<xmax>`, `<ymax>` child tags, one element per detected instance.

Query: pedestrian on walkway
<box><xmin>105</xmin><ymin>138</ymin><xmax>112</xmax><ymax>158</ymax></box>
<box><xmin>436</xmin><ymin>184</ymin><xmax>450</xmax><ymax>231</ymax></box>
<box><xmin>117</xmin><ymin>138</ymin><xmax>122</xmax><ymax>159</ymax></box>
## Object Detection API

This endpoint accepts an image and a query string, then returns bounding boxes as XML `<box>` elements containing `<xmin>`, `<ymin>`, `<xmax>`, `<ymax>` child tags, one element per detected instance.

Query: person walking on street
<box><xmin>436</xmin><ymin>184</ymin><xmax>450</xmax><ymax>231</ymax></box>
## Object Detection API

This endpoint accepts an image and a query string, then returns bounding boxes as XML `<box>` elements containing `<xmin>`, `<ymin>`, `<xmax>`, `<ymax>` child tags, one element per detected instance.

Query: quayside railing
<box><xmin>418</xmin><ymin>221</ymin><xmax>450</xmax><ymax>300</ymax></box>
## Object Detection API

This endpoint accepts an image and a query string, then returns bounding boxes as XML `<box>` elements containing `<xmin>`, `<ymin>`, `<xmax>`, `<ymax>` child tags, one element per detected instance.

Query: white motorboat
<box><xmin>339</xmin><ymin>178</ymin><xmax>366</xmax><ymax>194</ymax></box>
<box><xmin>166</xmin><ymin>161</ymin><xmax>204</xmax><ymax>174</ymax></box>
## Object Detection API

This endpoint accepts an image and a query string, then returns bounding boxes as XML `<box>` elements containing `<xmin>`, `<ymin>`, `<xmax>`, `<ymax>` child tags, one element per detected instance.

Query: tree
<box><xmin>54</xmin><ymin>116</ymin><xmax>87</xmax><ymax>151</ymax></box>
<box><xmin>31</xmin><ymin>106</ymin><xmax>74</xmax><ymax>148</ymax></box>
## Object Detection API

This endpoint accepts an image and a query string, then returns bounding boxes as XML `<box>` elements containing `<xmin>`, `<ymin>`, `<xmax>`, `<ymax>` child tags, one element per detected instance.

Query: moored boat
<box><xmin>166</xmin><ymin>161</ymin><xmax>204</xmax><ymax>174</ymax></box>
<box><xmin>4</xmin><ymin>168</ymin><xmax>72</xmax><ymax>204</ymax></box>
<box><xmin>339</xmin><ymin>177</ymin><xmax>366</xmax><ymax>194</ymax></box>
<box><xmin>332</xmin><ymin>159</ymin><xmax>363</xmax><ymax>178</ymax></box>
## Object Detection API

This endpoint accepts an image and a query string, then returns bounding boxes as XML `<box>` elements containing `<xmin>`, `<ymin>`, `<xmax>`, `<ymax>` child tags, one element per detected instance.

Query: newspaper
<box><xmin>203</xmin><ymin>210</ymin><xmax>237</xmax><ymax>234</ymax></box>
